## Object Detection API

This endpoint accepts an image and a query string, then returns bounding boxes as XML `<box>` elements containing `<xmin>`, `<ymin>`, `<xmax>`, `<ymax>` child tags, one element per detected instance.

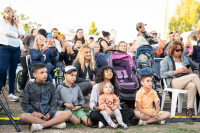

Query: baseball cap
<box><xmin>65</xmin><ymin>66</ymin><xmax>76</xmax><ymax>74</ymax></box>
<box><xmin>136</xmin><ymin>22</ymin><xmax>147</xmax><ymax>30</ymax></box>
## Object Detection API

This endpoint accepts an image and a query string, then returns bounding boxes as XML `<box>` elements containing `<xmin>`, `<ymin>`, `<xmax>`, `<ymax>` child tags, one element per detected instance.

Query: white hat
<box><xmin>65</xmin><ymin>66</ymin><xmax>76</xmax><ymax>74</ymax></box>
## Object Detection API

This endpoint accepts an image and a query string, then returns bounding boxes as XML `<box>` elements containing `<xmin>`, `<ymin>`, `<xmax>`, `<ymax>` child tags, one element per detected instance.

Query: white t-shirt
<box><xmin>175</xmin><ymin>62</ymin><xmax>184</xmax><ymax>70</ymax></box>
<box><xmin>85</xmin><ymin>63</ymin><xmax>89</xmax><ymax>80</ymax></box>
<box><xmin>54</xmin><ymin>39</ymin><xmax>62</xmax><ymax>53</ymax></box>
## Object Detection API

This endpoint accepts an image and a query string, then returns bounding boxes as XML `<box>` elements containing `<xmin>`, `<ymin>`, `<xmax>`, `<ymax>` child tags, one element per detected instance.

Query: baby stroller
<box><xmin>104</xmin><ymin>50</ymin><xmax>140</xmax><ymax>108</ymax></box>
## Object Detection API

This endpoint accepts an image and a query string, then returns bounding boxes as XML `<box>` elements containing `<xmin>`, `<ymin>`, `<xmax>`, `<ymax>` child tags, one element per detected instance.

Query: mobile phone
<box><xmin>48</xmin><ymin>32</ymin><xmax>52</xmax><ymax>39</ymax></box>
<box><xmin>91</xmin><ymin>48</ymin><xmax>95</xmax><ymax>57</ymax></box>
<box><xmin>186</xmin><ymin>64</ymin><xmax>191</xmax><ymax>69</ymax></box>
<box><xmin>58</xmin><ymin>32</ymin><xmax>61</xmax><ymax>38</ymax></box>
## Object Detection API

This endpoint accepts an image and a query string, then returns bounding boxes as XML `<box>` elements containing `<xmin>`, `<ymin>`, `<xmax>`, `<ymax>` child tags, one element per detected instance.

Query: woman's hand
<box><xmin>176</xmin><ymin>67</ymin><xmax>190</xmax><ymax>74</ymax></box>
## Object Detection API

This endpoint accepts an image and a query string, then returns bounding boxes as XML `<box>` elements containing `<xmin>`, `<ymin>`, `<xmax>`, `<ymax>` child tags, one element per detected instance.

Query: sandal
<box><xmin>118</xmin><ymin>123</ymin><xmax>128</xmax><ymax>129</ymax></box>
<box><xmin>110</xmin><ymin>122</ymin><xmax>118</xmax><ymax>129</ymax></box>
<box><xmin>186</xmin><ymin>108</ymin><xmax>196</xmax><ymax>118</ymax></box>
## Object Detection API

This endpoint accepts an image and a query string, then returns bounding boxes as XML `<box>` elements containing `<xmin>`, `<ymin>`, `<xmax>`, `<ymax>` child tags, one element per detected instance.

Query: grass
<box><xmin>185</xmin><ymin>121</ymin><xmax>194</xmax><ymax>124</ymax></box>
<box><xmin>67</xmin><ymin>123</ymin><xmax>85</xmax><ymax>129</ymax></box>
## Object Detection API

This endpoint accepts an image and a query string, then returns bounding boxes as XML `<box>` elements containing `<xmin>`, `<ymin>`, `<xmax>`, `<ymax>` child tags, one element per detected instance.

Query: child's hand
<box><xmin>32</xmin><ymin>111</ymin><xmax>44</xmax><ymax>119</ymax></box>
<box><xmin>111</xmin><ymin>106</ymin><xmax>118</xmax><ymax>111</ymax></box>
<box><xmin>72</xmin><ymin>106</ymin><xmax>81</xmax><ymax>111</ymax></box>
<box><xmin>64</xmin><ymin>103</ymin><xmax>75</xmax><ymax>109</ymax></box>
<box><xmin>43</xmin><ymin>113</ymin><xmax>50</xmax><ymax>121</ymax></box>
<box><xmin>153</xmin><ymin>113</ymin><xmax>159</xmax><ymax>118</ymax></box>
<box><xmin>107</xmin><ymin>108</ymin><xmax>113</xmax><ymax>116</ymax></box>
<box><xmin>148</xmin><ymin>112</ymin><xmax>155</xmax><ymax>118</ymax></box>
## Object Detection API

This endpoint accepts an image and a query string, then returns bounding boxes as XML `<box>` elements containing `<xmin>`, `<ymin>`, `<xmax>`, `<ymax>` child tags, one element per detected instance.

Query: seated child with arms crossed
<box><xmin>134</xmin><ymin>74</ymin><xmax>170</xmax><ymax>125</ymax></box>
<box><xmin>56</xmin><ymin>66</ymin><xmax>93</xmax><ymax>126</ymax></box>
<box><xmin>99</xmin><ymin>81</ymin><xmax>128</xmax><ymax>129</ymax></box>
<box><xmin>20</xmin><ymin>63</ymin><xmax>72</xmax><ymax>132</ymax></box>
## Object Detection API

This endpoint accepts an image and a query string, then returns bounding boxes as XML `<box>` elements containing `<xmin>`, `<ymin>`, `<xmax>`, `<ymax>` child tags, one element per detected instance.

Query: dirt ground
<box><xmin>1</xmin><ymin>86</ymin><xmax>200</xmax><ymax>133</ymax></box>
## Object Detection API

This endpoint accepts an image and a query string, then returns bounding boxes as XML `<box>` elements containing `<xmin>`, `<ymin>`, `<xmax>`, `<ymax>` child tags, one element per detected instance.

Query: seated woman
<box><xmin>91</xmin><ymin>42</ymin><xmax>106</xmax><ymax>69</ymax></box>
<box><xmin>29</xmin><ymin>35</ymin><xmax>58</xmax><ymax>82</ymax></box>
<box><xmin>161</xmin><ymin>40</ymin><xmax>200</xmax><ymax>118</ymax></box>
<box><xmin>73</xmin><ymin>46</ymin><xmax>98</xmax><ymax>96</ymax></box>
<box><xmin>116</xmin><ymin>41</ymin><xmax>128</xmax><ymax>53</ymax></box>
<box><xmin>89</xmin><ymin>66</ymin><xmax>135</xmax><ymax>128</ymax></box>
<box><xmin>59</xmin><ymin>42</ymin><xmax>78</xmax><ymax>66</ymax></box>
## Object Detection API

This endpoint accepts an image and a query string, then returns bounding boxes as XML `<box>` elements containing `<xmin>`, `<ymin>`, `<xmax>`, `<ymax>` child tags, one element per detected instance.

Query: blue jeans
<box><xmin>0</xmin><ymin>45</ymin><xmax>21</xmax><ymax>94</ymax></box>
<box><xmin>30</xmin><ymin>63</ymin><xmax>54</xmax><ymax>82</ymax></box>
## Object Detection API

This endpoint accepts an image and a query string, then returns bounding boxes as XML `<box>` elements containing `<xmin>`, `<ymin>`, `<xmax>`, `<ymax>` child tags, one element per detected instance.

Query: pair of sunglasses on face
<box><xmin>152</xmin><ymin>33</ymin><xmax>157</xmax><ymax>35</ymax></box>
<box><xmin>176</xmin><ymin>49</ymin><xmax>183</xmax><ymax>52</ymax></box>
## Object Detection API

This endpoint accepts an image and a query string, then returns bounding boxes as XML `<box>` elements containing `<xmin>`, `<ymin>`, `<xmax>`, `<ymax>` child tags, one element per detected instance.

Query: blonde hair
<box><xmin>90</xmin><ymin>42</ymin><xmax>100</xmax><ymax>48</ymax></box>
<box><xmin>32</xmin><ymin>35</ymin><xmax>46</xmax><ymax>50</ymax></box>
<box><xmin>116</xmin><ymin>41</ymin><xmax>128</xmax><ymax>53</ymax></box>
<box><xmin>73</xmin><ymin>46</ymin><xmax>96</xmax><ymax>72</ymax></box>
<box><xmin>99</xmin><ymin>81</ymin><xmax>113</xmax><ymax>95</ymax></box>
<box><xmin>3</xmin><ymin>7</ymin><xmax>18</xmax><ymax>29</ymax></box>
<box><xmin>168</xmin><ymin>40</ymin><xmax>184</xmax><ymax>56</ymax></box>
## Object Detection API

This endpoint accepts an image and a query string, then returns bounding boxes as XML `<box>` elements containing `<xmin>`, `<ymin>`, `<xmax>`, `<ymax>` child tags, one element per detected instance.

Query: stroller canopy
<box><xmin>135</xmin><ymin>45</ymin><xmax>155</xmax><ymax>60</ymax></box>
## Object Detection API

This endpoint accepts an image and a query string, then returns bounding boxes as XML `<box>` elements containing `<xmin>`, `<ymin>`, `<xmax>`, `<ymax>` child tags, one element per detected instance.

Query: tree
<box><xmin>88</xmin><ymin>22</ymin><xmax>99</xmax><ymax>35</ymax></box>
<box><xmin>1</xmin><ymin>9</ymin><xmax>42</xmax><ymax>34</ymax></box>
<box><xmin>68</xmin><ymin>27</ymin><xmax>75</xmax><ymax>33</ymax></box>
<box><xmin>167</xmin><ymin>0</ymin><xmax>200</xmax><ymax>39</ymax></box>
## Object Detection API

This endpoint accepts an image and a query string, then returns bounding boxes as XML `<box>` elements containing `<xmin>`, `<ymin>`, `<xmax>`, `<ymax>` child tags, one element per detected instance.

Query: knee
<box><xmin>87</xmin><ymin>118</ymin><xmax>93</xmax><ymax>127</ymax></box>
<box><xmin>191</xmin><ymin>74</ymin><xmax>199</xmax><ymax>80</ymax></box>
<box><xmin>73</xmin><ymin>118</ymin><xmax>81</xmax><ymax>125</ymax></box>
<box><xmin>20</xmin><ymin>113</ymin><xmax>28</xmax><ymax>122</ymax></box>
<box><xmin>166</xmin><ymin>111</ymin><xmax>171</xmax><ymax>118</ymax></box>
<box><xmin>188</xmin><ymin>82</ymin><xmax>196</xmax><ymax>90</ymax></box>
<box><xmin>64</xmin><ymin>110</ymin><xmax>72</xmax><ymax>118</ymax></box>
<box><xmin>134</xmin><ymin>111</ymin><xmax>140</xmax><ymax>119</ymax></box>
<box><xmin>87</xmin><ymin>82</ymin><xmax>92</xmax><ymax>90</ymax></box>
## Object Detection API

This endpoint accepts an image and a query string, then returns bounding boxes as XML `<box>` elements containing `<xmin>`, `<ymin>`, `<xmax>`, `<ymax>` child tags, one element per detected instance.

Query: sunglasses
<box><xmin>152</xmin><ymin>33</ymin><xmax>157</xmax><ymax>35</ymax></box>
<box><xmin>175</xmin><ymin>49</ymin><xmax>183</xmax><ymax>52</ymax></box>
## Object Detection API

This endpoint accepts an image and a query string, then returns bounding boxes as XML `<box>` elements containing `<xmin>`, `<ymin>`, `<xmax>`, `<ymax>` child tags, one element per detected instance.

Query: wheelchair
<box><xmin>15</xmin><ymin>55</ymin><xmax>64</xmax><ymax>92</ymax></box>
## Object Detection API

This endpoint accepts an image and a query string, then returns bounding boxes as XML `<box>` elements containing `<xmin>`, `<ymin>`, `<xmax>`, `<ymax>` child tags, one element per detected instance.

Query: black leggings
<box><xmin>75</xmin><ymin>82</ymin><xmax>92</xmax><ymax>96</ymax></box>
<box><xmin>20</xmin><ymin>57</ymin><xmax>28</xmax><ymax>90</ymax></box>
<box><xmin>90</xmin><ymin>109</ymin><xmax>135</xmax><ymax>126</ymax></box>
<box><xmin>3</xmin><ymin>74</ymin><xmax>7</xmax><ymax>87</ymax></box>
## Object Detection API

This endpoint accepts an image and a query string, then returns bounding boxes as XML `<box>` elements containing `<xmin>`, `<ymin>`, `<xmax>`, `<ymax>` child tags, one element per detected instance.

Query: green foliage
<box><xmin>1</xmin><ymin>10</ymin><xmax>42</xmax><ymax>34</ymax></box>
<box><xmin>185</xmin><ymin>121</ymin><xmax>194</xmax><ymax>124</ymax></box>
<box><xmin>68</xmin><ymin>27</ymin><xmax>75</xmax><ymax>33</ymax></box>
<box><xmin>167</xmin><ymin>0</ymin><xmax>200</xmax><ymax>40</ymax></box>
<box><xmin>88</xmin><ymin>22</ymin><xmax>99</xmax><ymax>35</ymax></box>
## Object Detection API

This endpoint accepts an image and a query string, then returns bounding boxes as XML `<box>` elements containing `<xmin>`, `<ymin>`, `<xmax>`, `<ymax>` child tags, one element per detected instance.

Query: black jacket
<box><xmin>21</xmin><ymin>81</ymin><xmax>57</xmax><ymax>118</ymax></box>
<box><xmin>73</xmin><ymin>60</ymin><xmax>98</xmax><ymax>83</ymax></box>
<box><xmin>59</xmin><ymin>50</ymin><xmax>78</xmax><ymax>66</ymax></box>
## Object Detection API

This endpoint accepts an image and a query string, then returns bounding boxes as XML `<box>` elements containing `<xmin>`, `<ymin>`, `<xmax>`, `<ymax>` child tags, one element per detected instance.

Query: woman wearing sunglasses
<box><xmin>161</xmin><ymin>41</ymin><xmax>200</xmax><ymax>118</ymax></box>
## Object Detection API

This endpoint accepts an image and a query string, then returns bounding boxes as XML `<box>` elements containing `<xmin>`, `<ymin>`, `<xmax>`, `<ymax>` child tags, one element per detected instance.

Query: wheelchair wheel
<box><xmin>15</xmin><ymin>70</ymin><xmax>22</xmax><ymax>93</ymax></box>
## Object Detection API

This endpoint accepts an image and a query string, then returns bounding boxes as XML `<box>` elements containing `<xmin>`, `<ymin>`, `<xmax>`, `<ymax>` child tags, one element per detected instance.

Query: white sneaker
<box><xmin>31</xmin><ymin>124</ymin><xmax>43</xmax><ymax>132</ymax></box>
<box><xmin>98</xmin><ymin>121</ymin><xmax>105</xmax><ymax>128</ymax></box>
<box><xmin>160</xmin><ymin>120</ymin><xmax>165</xmax><ymax>125</ymax></box>
<box><xmin>138</xmin><ymin>119</ymin><xmax>147</xmax><ymax>126</ymax></box>
<box><xmin>8</xmin><ymin>94</ymin><xmax>19</xmax><ymax>102</ymax></box>
<box><xmin>52</xmin><ymin>122</ymin><xmax>66</xmax><ymax>129</ymax></box>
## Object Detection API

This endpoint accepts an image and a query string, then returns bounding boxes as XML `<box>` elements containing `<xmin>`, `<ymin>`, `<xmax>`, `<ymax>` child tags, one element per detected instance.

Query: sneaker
<box><xmin>8</xmin><ymin>94</ymin><xmax>19</xmax><ymax>102</ymax></box>
<box><xmin>52</xmin><ymin>122</ymin><xmax>66</xmax><ymax>129</ymax></box>
<box><xmin>138</xmin><ymin>119</ymin><xmax>147</xmax><ymax>126</ymax></box>
<box><xmin>160</xmin><ymin>120</ymin><xmax>165</xmax><ymax>125</ymax></box>
<box><xmin>98</xmin><ymin>121</ymin><xmax>105</xmax><ymax>128</ymax></box>
<box><xmin>31</xmin><ymin>124</ymin><xmax>43</xmax><ymax>132</ymax></box>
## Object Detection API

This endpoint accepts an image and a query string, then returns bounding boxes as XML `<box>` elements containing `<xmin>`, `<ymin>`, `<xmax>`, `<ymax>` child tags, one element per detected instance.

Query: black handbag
<box><xmin>170</xmin><ymin>56</ymin><xmax>187</xmax><ymax>78</ymax></box>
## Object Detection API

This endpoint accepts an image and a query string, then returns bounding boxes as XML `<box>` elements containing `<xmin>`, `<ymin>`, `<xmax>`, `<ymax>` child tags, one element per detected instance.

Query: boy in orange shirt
<box><xmin>135</xmin><ymin>74</ymin><xmax>170</xmax><ymax>125</ymax></box>
<box><xmin>99</xmin><ymin>81</ymin><xmax>128</xmax><ymax>129</ymax></box>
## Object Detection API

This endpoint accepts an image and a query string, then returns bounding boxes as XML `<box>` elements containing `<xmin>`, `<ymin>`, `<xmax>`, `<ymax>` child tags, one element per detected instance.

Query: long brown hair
<box><xmin>168</xmin><ymin>40</ymin><xmax>184</xmax><ymax>56</ymax></box>
<box><xmin>99</xmin><ymin>81</ymin><xmax>113</xmax><ymax>95</ymax></box>
<box><xmin>3</xmin><ymin>7</ymin><xmax>18</xmax><ymax>29</ymax></box>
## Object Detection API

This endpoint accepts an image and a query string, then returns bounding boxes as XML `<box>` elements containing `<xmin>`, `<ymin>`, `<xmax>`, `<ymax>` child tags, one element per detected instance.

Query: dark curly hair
<box><xmin>95</xmin><ymin>66</ymin><xmax>119</xmax><ymax>95</ymax></box>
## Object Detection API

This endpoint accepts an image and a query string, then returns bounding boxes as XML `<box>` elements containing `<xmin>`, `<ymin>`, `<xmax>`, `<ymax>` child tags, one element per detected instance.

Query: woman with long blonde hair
<box><xmin>116</xmin><ymin>41</ymin><xmax>128</xmax><ymax>53</ymax></box>
<box><xmin>29</xmin><ymin>35</ymin><xmax>58</xmax><ymax>82</ymax></box>
<box><xmin>73</xmin><ymin>46</ymin><xmax>98</xmax><ymax>95</ymax></box>
<box><xmin>0</xmin><ymin>7</ymin><xmax>25</xmax><ymax>101</ymax></box>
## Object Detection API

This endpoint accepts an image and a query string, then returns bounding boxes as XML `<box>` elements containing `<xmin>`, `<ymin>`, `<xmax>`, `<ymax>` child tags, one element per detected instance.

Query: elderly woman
<box><xmin>161</xmin><ymin>41</ymin><xmax>200</xmax><ymax>118</ymax></box>
<box><xmin>29</xmin><ymin>35</ymin><xmax>57</xmax><ymax>82</ymax></box>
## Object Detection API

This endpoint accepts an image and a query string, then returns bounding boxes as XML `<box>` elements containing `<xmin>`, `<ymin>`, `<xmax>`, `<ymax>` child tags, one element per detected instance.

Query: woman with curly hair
<box><xmin>73</xmin><ymin>46</ymin><xmax>98</xmax><ymax>95</ymax></box>
<box><xmin>89</xmin><ymin>66</ymin><xmax>135</xmax><ymax>128</ymax></box>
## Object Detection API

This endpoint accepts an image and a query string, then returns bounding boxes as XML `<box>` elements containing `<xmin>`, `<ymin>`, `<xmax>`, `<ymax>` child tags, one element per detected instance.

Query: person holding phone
<box><xmin>0</xmin><ymin>7</ymin><xmax>25</xmax><ymax>101</ymax></box>
<box><xmin>161</xmin><ymin>41</ymin><xmax>200</xmax><ymax>118</ymax></box>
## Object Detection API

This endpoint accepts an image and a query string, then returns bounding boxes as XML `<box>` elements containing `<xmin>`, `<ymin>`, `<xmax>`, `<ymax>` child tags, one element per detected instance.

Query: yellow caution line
<box><xmin>0</xmin><ymin>117</ymin><xmax>20</xmax><ymax>120</ymax></box>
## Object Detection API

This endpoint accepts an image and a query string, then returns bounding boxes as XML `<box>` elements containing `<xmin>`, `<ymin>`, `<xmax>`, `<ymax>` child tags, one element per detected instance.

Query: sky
<box><xmin>0</xmin><ymin>0</ymin><xmax>184</xmax><ymax>42</ymax></box>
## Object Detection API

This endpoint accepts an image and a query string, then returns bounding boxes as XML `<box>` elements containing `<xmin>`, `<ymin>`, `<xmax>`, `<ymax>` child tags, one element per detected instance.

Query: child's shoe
<box><xmin>52</xmin><ymin>122</ymin><xmax>66</xmax><ymax>129</ymax></box>
<box><xmin>138</xmin><ymin>119</ymin><xmax>147</xmax><ymax>126</ymax></box>
<box><xmin>160</xmin><ymin>120</ymin><xmax>165</xmax><ymax>125</ymax></box>
<box><xmin>118</xmin><ymin>123</ymin><xmax>128</xmax><ymax>129</ymax></box>
<box><xmin>98</xmin><ymin>121</ymin><xmax>105</xmax><ymax>128</ymax></box>
<box><xmin>31</xmin><ymin>124</ymin><xmax>43</xmax><ymax>132</ymax></box>
<box><xmin>110</xmin><ymin>122</ymin><xmax>118</xmax><ymax>129</ymax></box>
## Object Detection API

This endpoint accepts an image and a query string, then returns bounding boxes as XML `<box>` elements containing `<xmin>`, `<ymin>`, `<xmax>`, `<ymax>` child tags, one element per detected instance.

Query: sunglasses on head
<box><xmin>175</xmin><ymin>49</ymin><xmax>183</xmax><ymax>52</ymax></box>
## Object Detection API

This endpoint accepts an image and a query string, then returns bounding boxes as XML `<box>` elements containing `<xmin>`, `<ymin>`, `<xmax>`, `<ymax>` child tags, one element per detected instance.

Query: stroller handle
<box><xmin>103</xmin><ymin>49</ymin><xmax>126</xmax><ymax>62</ymax></box>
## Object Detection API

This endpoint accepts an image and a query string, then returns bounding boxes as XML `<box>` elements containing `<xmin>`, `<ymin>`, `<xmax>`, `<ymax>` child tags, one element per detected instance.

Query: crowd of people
<box><xmin>1</xmin><ymin>6</ymin><xmax>200</xmax><ymax>132</ymax></box>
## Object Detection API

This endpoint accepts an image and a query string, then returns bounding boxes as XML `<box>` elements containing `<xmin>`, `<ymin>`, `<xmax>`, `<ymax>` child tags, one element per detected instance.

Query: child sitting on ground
<box><xmin>99</xmin><ymin>81</ymin><xmax>128</xmax><ymax>129</ymax></box>
<box><xmin>134</xmin><ymin>74</ymin><xmax>170</xmax><ymax>125</ymax></box>
<box><xmin>20</xmin><ymin>63</ymin><xmax>72</xmax><ymax>132</ymax></box>
<box><xmin>56</xmin><ymin>66</ymin><xmax>93</xmax><ymax>126</ymax></box>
